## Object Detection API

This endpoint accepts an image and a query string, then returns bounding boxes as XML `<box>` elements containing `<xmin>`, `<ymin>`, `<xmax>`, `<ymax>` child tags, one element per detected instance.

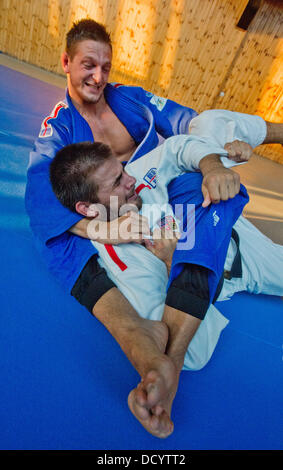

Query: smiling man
<box><xmin>61</xmin><ymin>22</ymin><xmax>138</xmax><ymax>162</ymax></box>
<box><xmin>25</xmin><ymin>19</ymin><xmax>283</xmax><ymax>438</ymax></box>
<box><xmin>49</xmin><ymin>108</ymin><xmax>283</xmax><ymax>438</ymax></box>
<box><xmin>26</xmin><ymin>19</ymin><xmax>245</xmax><ymax>346</ymax></box>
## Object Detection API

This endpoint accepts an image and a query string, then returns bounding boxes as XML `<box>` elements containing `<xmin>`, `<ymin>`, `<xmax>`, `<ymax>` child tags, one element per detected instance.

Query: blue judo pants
<box><xmin>167</xmin><ymin>172</ymin><xmax>249</xmax><ymax>315</ymax></box>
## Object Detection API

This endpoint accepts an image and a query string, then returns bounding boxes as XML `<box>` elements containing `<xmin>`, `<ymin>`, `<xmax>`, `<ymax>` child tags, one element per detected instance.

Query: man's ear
<box><xmin>61</xmin><ymin>51</ymin><xmax>70</xmax><ymax>74</ymax></box>
<box><xmin>75</xmin><ymin>202</ymin><xmax>99</xmax><ymax>218</ymax></box>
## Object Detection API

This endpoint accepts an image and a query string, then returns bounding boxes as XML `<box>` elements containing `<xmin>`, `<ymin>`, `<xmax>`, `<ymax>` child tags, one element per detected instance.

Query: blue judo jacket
<box><xmin>25</xmin><ymin>84</ymin><xmax>197</xmax><ymax>292</ymax></box>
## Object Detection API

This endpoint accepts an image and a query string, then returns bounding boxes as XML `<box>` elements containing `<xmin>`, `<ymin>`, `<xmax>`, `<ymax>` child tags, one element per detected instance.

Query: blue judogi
<box><xmin>25</xmin><ymin>85</ymin><xmax>197</xmax><ymax>292</ymax></box>
<box><xmin>167</xmin><ymin>172</ymin><xmax>249</xmax><ymax>303</ymax></box>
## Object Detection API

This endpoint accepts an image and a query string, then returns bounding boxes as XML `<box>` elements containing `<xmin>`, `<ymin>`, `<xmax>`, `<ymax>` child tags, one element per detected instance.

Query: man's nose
<box><xmin>125</xmin><ymin>173</ymin><xmax>136</xmax><ymax>188</ymax></box>
<box><xmin>92</xmin><ymin>68</ymin><xmax>102</xmax><ymax>83</ymax></box>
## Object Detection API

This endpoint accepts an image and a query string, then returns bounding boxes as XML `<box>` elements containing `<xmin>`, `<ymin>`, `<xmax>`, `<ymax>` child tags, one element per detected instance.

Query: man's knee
<box><xmin>71</xmin><ymin>255</ymin><xmax>116</xmax><ymax>314</ymax></box>
<box><xmin>165</xmin><ymin>264</ymin><xmax>210</xmax><ymax>320</ymax></box>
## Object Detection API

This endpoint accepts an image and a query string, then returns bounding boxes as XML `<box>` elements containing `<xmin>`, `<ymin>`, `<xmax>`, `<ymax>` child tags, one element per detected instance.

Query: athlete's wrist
<box><xmin>87</xmin><ymin>218</ymin><xmax>108</xmax><ymax>242</ymax></box>
<box><xmin>199</xmin><ymin>153</ymin><xmax>223</xmax><ymax>176</ymax></box>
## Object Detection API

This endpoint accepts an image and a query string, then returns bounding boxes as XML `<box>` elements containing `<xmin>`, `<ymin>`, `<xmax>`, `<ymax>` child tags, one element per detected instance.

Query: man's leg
<box><xmin>132</xmin><ymin>212</ymin><xmax>283</xmax><ymax>430</ymax></box>
<box><xmin>218</xmin><ymin>216</ymin><xmax>283</xmax><ymax>301</ymax></box>
<box><xmin>128</xmin><ymin>305</ymin><xmax>201</xmax><ymax>434</ymax></box>
<box><xmin>128</xmin><ymin>173</ymin><xmax>249</xmax><ymax>435</ymax></box>
<box><xmin>72</xmin><ymin>256</ymin><xmax>178</xmax><ymax>437</ymax></box>
<box><xmin>93</xmin><ymin>287</ymin><xmax>180</xmax><ymax>438</ymax></box>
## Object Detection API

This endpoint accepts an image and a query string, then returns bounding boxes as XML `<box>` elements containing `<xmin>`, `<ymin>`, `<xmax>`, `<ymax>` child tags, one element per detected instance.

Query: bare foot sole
<box><xmin>128</xmin><ymin>388</ymin><xmax>173</xmax><ymax>438</ymax></box>
<box><xmin>128</xmin><ymin>356</ymin><xmax>179</xmax><ymax>438</ymax></box>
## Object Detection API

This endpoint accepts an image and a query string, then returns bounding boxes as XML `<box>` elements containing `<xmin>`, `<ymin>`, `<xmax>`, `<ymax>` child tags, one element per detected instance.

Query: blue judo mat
<box><xmin>0</xmin><ymin>61</ymin><xmax>282</xmax><ymax>450</ymax></box>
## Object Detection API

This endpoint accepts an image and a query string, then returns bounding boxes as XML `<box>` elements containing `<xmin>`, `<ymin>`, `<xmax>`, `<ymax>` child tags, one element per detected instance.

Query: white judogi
<box><xmin>93</xmin><ymin>110</ymin><xmax>283</xmax><ymax>370</ymax></box>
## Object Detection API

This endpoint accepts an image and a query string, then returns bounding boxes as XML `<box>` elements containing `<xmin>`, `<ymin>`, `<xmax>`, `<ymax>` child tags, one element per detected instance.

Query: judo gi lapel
<box><xmin>104</xmin><ymin>84</ymin><xmax>159</xmax><ymax>163</ymax></box>
<box><xmin>65</xmin><ymin>85</ymin><xmax>160</xmax><ymax>161</ymax></box>
<box><xmin>66</xmin><ymin>90</ymin><xmax>94</xmax><ymax>143</ymax></box>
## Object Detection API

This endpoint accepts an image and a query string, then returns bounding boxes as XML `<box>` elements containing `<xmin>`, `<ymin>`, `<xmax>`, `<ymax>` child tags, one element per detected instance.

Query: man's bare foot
<box><xmin>115</xmin><ymin>317</ymin><xmax>178</xmax><ymax>438</ymax></box>
<box><xmin>127</xmin><ymin>318</ymin><xmax>168</xmax><ymax>373</ymax></box>
<box><xmin>128</xmin><ymin>354</ymin><xmax>180</xmax><ymax>438</ymax></box>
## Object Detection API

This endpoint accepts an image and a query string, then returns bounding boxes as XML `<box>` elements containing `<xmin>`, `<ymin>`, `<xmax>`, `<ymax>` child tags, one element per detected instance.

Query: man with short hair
<box><xmin>25</xmin><ymin>18</ymin><xmax>282</xmax><ymax>308</ymax></box>
<box><xmin>26</xmin><ymin>18</ymin><xmax>283</xmax><ymax>438</ymax></box>
<box><xmin>49</xmin><ymin>110</ymin><xmax>283</xmax><ymax>438</ymax></box>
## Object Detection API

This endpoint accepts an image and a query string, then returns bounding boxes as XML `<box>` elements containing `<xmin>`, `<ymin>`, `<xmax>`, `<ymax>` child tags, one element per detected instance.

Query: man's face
<box><xmin>63</xmin><ymin>40</ymin><xmax>112</xmax><ymax>105</ymax></box>
<box><xmin>91</xmin><ymin>157</ymin><xmax>142</xmax><ymax>219</ymax></box>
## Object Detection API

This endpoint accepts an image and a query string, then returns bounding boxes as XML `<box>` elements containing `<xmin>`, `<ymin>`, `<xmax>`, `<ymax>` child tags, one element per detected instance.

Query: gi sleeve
<box><xmin>25</xmin><ymin>116</ymin><xmax>83</xmax><ymax>245</ymax></box>
<box><xmin>188</xmin><ymin>109</ymin><xmax>267</xmax><ymax>168</ymax></box>
<box><xmin>155</xmin><ymin>110</ymin><xmax>266</xmax><ymax>175</ymax></box>
<box><xmin>150</xmin><ymin>134</ymin><xmax>234</xmax><ymax>182</ymax></box>
<box><xmin>118</xmin><ymin>85</ymin><xmax>198</xmax><ymax>137</ymax></box>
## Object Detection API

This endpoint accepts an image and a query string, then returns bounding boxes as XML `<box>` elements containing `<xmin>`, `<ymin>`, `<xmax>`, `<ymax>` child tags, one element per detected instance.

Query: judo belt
<box><xmin>213</xmin><ymin>228</ymin><xmax>242</xmax><ymax>302</ymax></box>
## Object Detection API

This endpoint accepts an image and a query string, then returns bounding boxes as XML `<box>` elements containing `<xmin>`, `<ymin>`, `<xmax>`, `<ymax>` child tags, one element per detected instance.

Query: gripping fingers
<box><xmin>202</xmin><ymin>169</ymin><xmax>240</xmax><ymax>204</ymax></box>
<box><xmin>116</xmin><ymin>211</ymin><xmax>151</xmax><ymax>242</ymax></box>
<box><xmin>203</xmin><ymin>176</ymin><xmax>221</xmax><ymax>204</ymax></box>
<box><xmin>225</xmin><ymin>140</ymin><xmax>253</xmax><ymax>162</ymax></box>
<box><xmin>130</xmin><ymin>212</ymin><xmax>151</xmax><ymax>238</ymax></box>
<box><xmin>219</xmin><ymin>171</ymin><xmax>240</xmax><ymax>200</ymax></box>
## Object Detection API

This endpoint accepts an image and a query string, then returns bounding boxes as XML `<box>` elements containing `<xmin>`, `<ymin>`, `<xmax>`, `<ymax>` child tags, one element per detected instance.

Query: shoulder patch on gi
<box><xmin>39</xmin><ymin>101</ymin><xmax>68</xmax><ymax>138</ymax></box>
<box><xmin>111</xmin><ymin>82</ymin><xmax>124</xmax><ymax>88</ymax></box>
<box><xmin>157</xmin><ymin>215</ymin><xmax>178</xmax><ymax>231</ymax></box>
<box><xmin>143</xmin><ymin>167</ymin><xmax>157</xmax><ymax>188</ymax></box>
<box><xmin>149</xmin><ymin>94</ymin><xmax>167</xmax><ymax>111</ymax></box>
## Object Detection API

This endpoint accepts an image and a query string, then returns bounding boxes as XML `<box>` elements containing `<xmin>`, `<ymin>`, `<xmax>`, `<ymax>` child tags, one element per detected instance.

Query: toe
<box><xmin>151</xmin><ymin>404</ymin><xmax>164</xmax><ymax>416</ymax></box>
<box><xmin>149</xmin><ymin>411</ymin><xmax>174</xmax><ymax>438</ymax></box>
<box><xmin>158</xmin><ymin>412</ymin><xmax>174</xmax><ymax>438</ymax></box>
<box><xmin>128</xmin><ymin>389</ymin><xmax>150</xmax><ymax>421</ymax></box>
<box><xmin>145</xmin><ymin>375</ymin><xmax>165</xmax><ymax>407</ymax></box>
<box><xmin>136</xmin><ymin>386</ymin><xmax>147</xmax><ymax>407</ymax></box>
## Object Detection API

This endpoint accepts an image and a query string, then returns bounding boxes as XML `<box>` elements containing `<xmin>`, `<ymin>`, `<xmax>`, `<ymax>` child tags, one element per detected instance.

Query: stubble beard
<box><xmin>84</xmin><ymin>86</ymin><xmax>105</xmax><ymax>104</ymax></box>
<box><xmin>69</xmin><ymin>74</ymin><xmax>106</xmax><ymax>106</ymax></box>
<box><xmin>106</xmin><ymin>195</ymin><xmax>143</xmax><ymax>220</ymax></box>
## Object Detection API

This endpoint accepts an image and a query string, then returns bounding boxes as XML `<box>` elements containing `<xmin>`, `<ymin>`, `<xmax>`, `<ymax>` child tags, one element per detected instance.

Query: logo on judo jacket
<box><xmin>157</xmin><ymin>215</ymin><xmax>178</xmax><ymax>232</ymax></box>
<box><xmin>213</xmin><ymin>210</ymin><xmax>220</xmax><ymax>226</ymax></box>
<box><xmin>39</xmin><ymin>102</ymin><xmax>68</xmax><ymax>138</ymax></box>
<box><xmin>143</xmin><ymin>168</ymin><xmax>157</xmax><ymax>188</ymax></box>
<box><xmin>149</xmin><ymin>94</ymin><xmax>167</xmax><ymax>111</ymax></box>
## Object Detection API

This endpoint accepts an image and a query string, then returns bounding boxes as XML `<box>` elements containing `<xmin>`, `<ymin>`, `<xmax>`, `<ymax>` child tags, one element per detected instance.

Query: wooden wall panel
<box><xmin>0</xmin><ymin>0</ymin><xmax>282</xmax><ymax>162</ymax></box>
<box><xmin>213</xmin><ymin>0</ymin><xmax>283</xmax><ymax>163</ymax></box>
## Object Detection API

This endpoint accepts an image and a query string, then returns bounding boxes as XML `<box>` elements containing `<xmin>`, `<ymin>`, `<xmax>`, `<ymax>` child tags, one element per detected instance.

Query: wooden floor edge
<box><xmin>0</xmin><ymin>52</ymin><xmax>65</xmax><ymax>89</ymax></box>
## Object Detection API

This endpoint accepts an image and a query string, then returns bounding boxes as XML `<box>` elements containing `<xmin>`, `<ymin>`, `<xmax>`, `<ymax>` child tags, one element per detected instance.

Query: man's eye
<box><xmin>114</xmin><ymin>175</ymin><xmax>122</xmax><ymax>187</ymax></box>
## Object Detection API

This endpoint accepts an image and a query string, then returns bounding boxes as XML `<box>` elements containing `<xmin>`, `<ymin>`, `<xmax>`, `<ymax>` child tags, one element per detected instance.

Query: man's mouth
<box><xmin>85</xmin><ymin>82</ymin><xmax>102</xmax><ymax>90</ymax></box>
<box><xmin>127</xmin><ymin>191</ymin><xmax>137</xmax><ymax>202</ymax></box>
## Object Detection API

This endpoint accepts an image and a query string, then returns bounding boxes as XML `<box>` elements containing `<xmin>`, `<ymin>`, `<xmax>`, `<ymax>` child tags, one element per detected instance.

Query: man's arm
<box><xmin>199</xmin><ymin>153</ymin><xmax>240</xmax><ymax>207</ymax></box>
<box><xmin>133</xmin><ymin>88</ymin><xmax>244</xmax><ymax>206</ymax></box>
<box><xmin>264</xmin><ymin>121</ymin><xmax>283</xmax><ymax>144</ymax></box>
<box><xmin>69</xmin><ymin>211</ymin><xmax>151</xmax><ymax>243</ymax></box>
<box><xmin>69</xmin><ymin>151</ymin><xmax>241</xmax><ymax>240</ymax></box>
<box><xmin>143</xmin><ymin>228</ymin><xmax>180</xmax><ymax>275</ymax></box>
<box><xmin>169</xmin><ymin>109</ymin><xmax>279</xmax><ymax>207</ymax></box>
<box><xmin>26</xmin><ymin>111</ymin><xmax>83</xmax><ymax>245</ymax></box>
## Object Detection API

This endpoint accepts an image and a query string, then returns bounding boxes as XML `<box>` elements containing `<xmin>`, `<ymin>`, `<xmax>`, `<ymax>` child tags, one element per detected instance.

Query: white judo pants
<box><xmin>184</xmin><ymin>216</ymin><xmax>283</xmax><ymax>370</ymax></box>
<box><xmin>219</xmin><ymin>215</ymin><xmax>283</xmax><ymax>300</ymax></box>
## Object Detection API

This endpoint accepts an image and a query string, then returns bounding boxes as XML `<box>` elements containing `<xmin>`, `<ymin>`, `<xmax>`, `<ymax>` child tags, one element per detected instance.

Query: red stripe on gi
<box><xmin>42</xmin><ymin>104</ymin><xmax>65</xmax><ymax>136</ymax></box>
<box><xmin>104</xmin><ymin>244</ymin><xmax>128</xmax><ymax>271</ymax></box>
<box><xmin>135</xmin><ymin>183</ymin><xmax>151</xmax><ymax>194</ymax></box>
